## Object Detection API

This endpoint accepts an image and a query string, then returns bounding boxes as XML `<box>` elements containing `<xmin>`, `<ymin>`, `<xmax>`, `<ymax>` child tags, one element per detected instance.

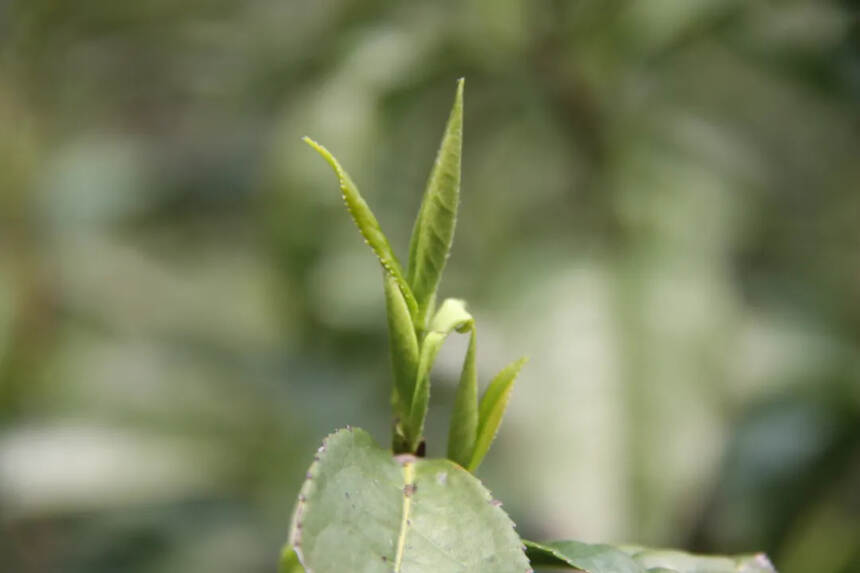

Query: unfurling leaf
<box><xmin>303</xmin><ymin>137</ymin><xmax>418</xmax><ymax>318</ymax></box>
<box><xmin>286</xmin><ymin>428</ymin><xmax>529</xmax><ymax>573</ymax></box>
<box><xmin>468</xmin><ymin>356</ymin><xmax>528</xmax><ymax>472</ymax></box>
<box><xmin>407</xmin><ymin>79</ymin><xmax>464</xmax><ymax>330</ymax></box>
<box><xmin>407</xmin><ymin>298</ymin><xmax>473</xmax><ymax>451</ymax></box>
<box><xmin>383</xmin><ymin>272</ymin><xmax>420</xmax><ymax>422</ymax></box>
<box><xmin>524</xmin><ymin>540</ymin><xmax>778</xmax><ymax>573</ymax></box>
<box><xmin>447</xmin><ymin>327</ymin><xmax>478</xmax><ymax>467</ymax></box>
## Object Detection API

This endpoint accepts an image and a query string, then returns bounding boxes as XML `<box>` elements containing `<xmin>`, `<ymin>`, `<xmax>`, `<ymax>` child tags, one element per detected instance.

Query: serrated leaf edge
<box><xmin>407</xmin><ymin>78</ymin><xmax>464</xmax><ymax>328</ymax></box>
<box><xmin>303</xmin><ymin>137</ymin><xmax>418</xmax><ymax>319</ymax></box>
<box><xmin>287</xmin><ymin>427</ymin><xmax>531</xmax><ymax>572</ymax></box>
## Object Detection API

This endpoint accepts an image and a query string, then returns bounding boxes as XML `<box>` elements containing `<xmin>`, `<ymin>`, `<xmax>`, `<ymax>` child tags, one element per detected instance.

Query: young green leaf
<box><xmin>383</xmin><ymin>271</ymin><xmax>420</xmax><ymax>421</ymax></box>
<box><xmin>286</xmin><ymin>427</ymin><xmax>530</xmax><ymax>573</ymax></box>
<box><xmin>407</xmin><ymin>298</ymin><xmax>473</xmax><ymax>451</ymax></box>
<box><xmin>467</xmin><ymin>356</ymin><xmax>528</xmax><ymax>472</ymax></box>
<box><xmin>303</xmin><ymin>137</ymin><xmax>418</xmax><ymax>318</ymax></box>
<box><xmin>407</xmin><ymin>79</ymin><xmax>464</xmax><ymax>329</ymax></box>
<box><xmin>427</xmin><ymin>296</ymin><xmax>474</xmax><ymax>335</ymax></box>
<box><xmin>447</xmin><ymin>327</ymin><xmax>478</xmax><ymax>467</ymax></box>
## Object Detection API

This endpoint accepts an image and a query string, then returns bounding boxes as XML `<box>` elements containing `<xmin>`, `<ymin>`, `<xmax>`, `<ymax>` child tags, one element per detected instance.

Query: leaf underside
<box><xmin>524</xmin><ymin>540</ymin><xmax>778</xmax><ymax>573</ymax></box>
<box><xmin>287</xmin><ymin>427</ymin><xmax>529</xmax><ymax>573</ymax></box>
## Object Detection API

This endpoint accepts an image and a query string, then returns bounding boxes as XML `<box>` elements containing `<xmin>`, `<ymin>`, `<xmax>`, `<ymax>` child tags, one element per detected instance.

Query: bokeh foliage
<box><xmin>0</xmin><ymin>1</ymin><xmax>858</xmax><ymax>572</ymax></box>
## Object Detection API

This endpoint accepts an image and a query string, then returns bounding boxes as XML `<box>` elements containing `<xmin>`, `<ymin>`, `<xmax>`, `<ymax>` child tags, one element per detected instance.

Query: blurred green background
<box><xmin>1</xmin><ymin>1</ymin><xmax>859</xmax><ymax>571</ymax></box>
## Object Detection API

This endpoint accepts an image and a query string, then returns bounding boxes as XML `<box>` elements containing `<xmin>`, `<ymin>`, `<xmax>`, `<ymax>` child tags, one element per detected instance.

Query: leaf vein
<box><xmin>394</xmin><ymin>461</ymin><xmax>415</xmax><ymax>572</ymax></box>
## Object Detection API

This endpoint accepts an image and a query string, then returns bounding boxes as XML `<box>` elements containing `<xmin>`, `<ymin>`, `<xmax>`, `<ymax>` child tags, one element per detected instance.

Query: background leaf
<box><xmin>407</xmin><ymin>79</ymin><xmax>464</xmax><ymax>329</ymax></box>
<box><xmin>286</xmin><ymin>427</ymin><xmax>529</xmax><ymax>573</ymax></box>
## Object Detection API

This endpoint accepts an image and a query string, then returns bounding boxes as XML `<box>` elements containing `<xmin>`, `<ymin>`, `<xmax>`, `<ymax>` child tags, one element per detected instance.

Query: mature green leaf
<box><xmin>624</xmin><ymin>547</ymin><xmax>777</xmax><ymax>573</ymax></box>
<box><xmin>384</xmin><ymin>271</ymin><xmax>420</xmax><ymax>421</ymax></box>
<box><xmin>407</xmin><ymin>79</ymin><xmax>464</xmax><ymax>329</ymax></box>
<box><xmin>468</xmin><ymin>357</ymin><xmax>528</xmax><ymax>472</ymax></box>
<box><xmin>304</xmin><ymin>136</ymin><xmax>418</xmax><ymax>318</ymax></box>
<box><xmin>525</xmin><ymin>540</ymin><xmax>644</xmax><ymax>573</ymax></box>
<box><xmin>286</xmin><ymin>427</ymin><xmax>529</xmax><ymax>573</ymax></box>
<box><xmin>280</xmin><ymin>546</ymin><xmax>305</xmax><ymax>573</ymax></box>
<box><xmin>407</xmin><ymin>298</ymin><xmax>473</xmax><ymax>451</ymax></box>
<box><xmin>447</xmin><ymin>327</ymin><xmax>478</xmax><ymax>467</ymax></box>
<box><xmin>524</xmin><ymin>540</ymin><xmax>778</xmax><ymax>573</ymax></box>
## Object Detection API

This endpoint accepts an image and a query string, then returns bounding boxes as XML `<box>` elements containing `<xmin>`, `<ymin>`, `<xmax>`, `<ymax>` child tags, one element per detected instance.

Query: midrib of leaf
<box><xmin>394</xmin><ymin>459</ymin><xmax>416</xmax><ymax>572</ymax></box>
<box><xmin>286</xmin><ymin>428</ymin><xmax>530</xmax><ymax>572</ymax></box>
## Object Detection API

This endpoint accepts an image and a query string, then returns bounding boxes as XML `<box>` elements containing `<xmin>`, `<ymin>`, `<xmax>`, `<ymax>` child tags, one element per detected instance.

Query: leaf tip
<box><xmin>452</xmin><ymin>78</ymin><xmax>464</xmax><ymax>116</ymax></box>
<box><xmin>302</xmin><ymin>136</ymin><xmax>338</xmax><ymax>169</ymax></box>
<box><xmin>301</xmin><ymin>135</ymin><xmax>321</xmax><ymax>151</ymax></box>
